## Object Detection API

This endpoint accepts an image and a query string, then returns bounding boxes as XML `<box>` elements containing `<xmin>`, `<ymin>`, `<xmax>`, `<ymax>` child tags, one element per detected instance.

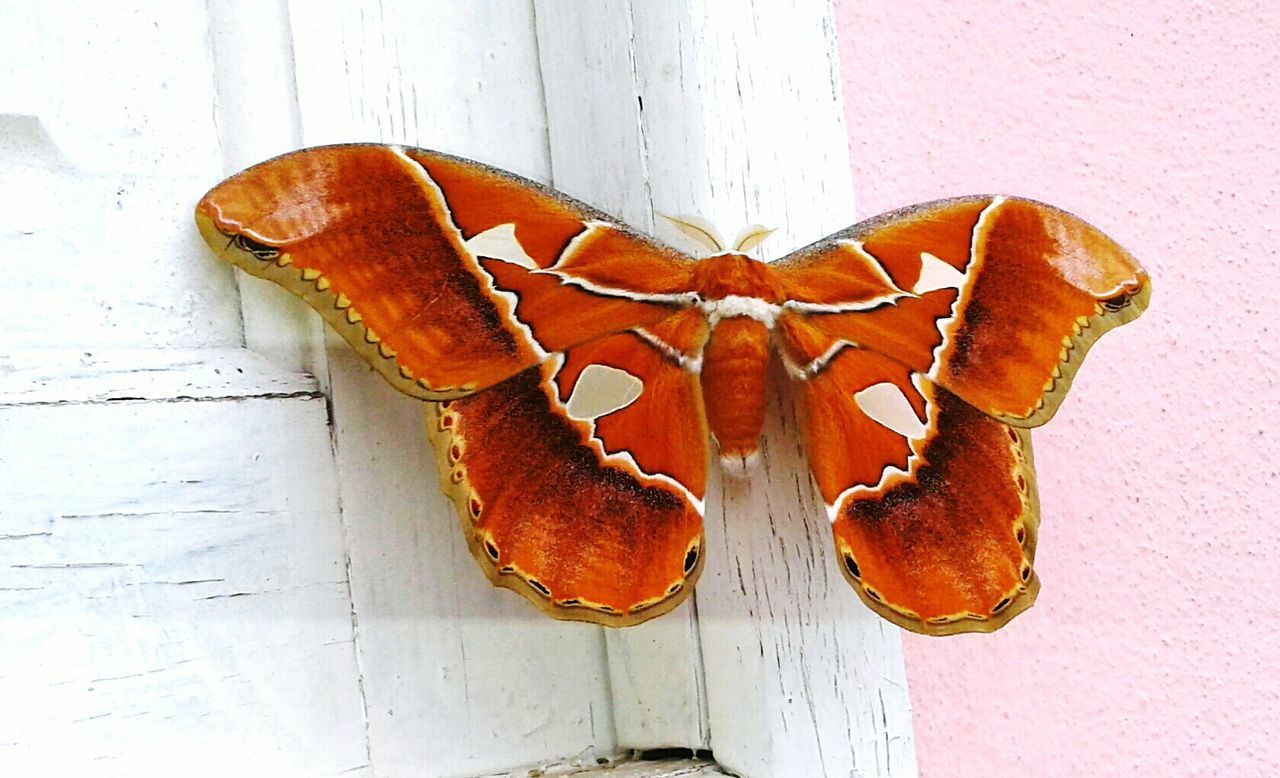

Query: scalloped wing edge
<box><xmin>423</xmin><ymin>399</ymin><xmax>705</xmax><ymax>628</ymax></box>
<box><xmin>1001</xmin><ymin>281</ymin><xmax>1152</xmax><ymax>428</ymax></box>
<box><xmin>834</xmin><ymin>426</ymin><xmax>1043</xmax><ymax>636</ymax></box>
<box><xmin>195</xmin><ymin>208</ymin><xmax>477</xmax><ymax>401</ymax></box>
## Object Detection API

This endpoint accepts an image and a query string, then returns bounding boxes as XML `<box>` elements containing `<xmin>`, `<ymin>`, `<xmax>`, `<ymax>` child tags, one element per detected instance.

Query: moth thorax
<box><xmin>690</xmin><ymin>252</ymin><xmax>786</xmax><ymax>303</ymax></box>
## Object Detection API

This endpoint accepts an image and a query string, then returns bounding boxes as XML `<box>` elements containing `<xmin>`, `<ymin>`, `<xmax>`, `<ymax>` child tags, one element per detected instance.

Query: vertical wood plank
<box><xmin>204</xmin><ymin>0</ymin><xmax>327</xmax><ymax>380</ymax></box>
<box><xmin>532</xmin><ymin>0</ymin><xmax>710</xmax><ymax>751</ymax></box>
<box><xmin>286</xmin><ymin>3</ymin><xmax>617</xmax><ymax>774</ymax></box>
<box><xmin>0</xmin><ymin>387</ymin><xmax>372</xmax><ymax>776</ymax></box>
<box><xmin>1</xmin><ymin>4</ymin><xmax>375</xmax><ymax>773</ymax></box>
<box><xmin>0</xmin><ymin>0</ymin><xmax>243</xmax><ymax>353</ymax></box>
<box><xmin>625</xmin><ymin>2</ymin><xmax>917</xmax><ymax>774</ymax></box>
<box><xmin>538</xmin><ymin>1</ymin><xmax>918</xmax><ymax>774</ymax></box>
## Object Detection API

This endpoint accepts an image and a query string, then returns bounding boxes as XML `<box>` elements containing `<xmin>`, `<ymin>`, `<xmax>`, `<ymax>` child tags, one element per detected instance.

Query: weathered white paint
<box><xmin>0</xmin><ymin>5</ymin><xmax>242</xmax><ymax>353</ymax></box>
<box><xmin>536</xmin><ymin>1</ymin><xmax>916</xmax><ymax>775</ymax></box>
<box><xmin>0</xmin><ymin>366</ymin><xmax>371</xmax><ymax>775</ymax></box>
<box><xmin>3</xmin><ymin>1</ymin><xmax>915</xmax><ymax>775</ymax></box>
<box><xmin>0</xmin><ymin>348</ymin><xmax>316</xmax><ymax>407</ymax></box>
<box><xmin>625</xmin><ymin>2</ymin><xmax>917</xmax><ymax>776</ymax></box>
<box><xmin>533</xmin><ymin>0</ymin><xmax>712</xmax><ymax>751</ymax></box>
<box><xmin>286</xmin><ymin>3</ymin><xmax>617</xmax><ymax>774</ymax></box>
<box><xmin>205</xmin><ymin>0</ymin><xmax>328</xmax><ymax>381</ymax></box>
<box><xmin>1</xmin><ymin>3</ymin><xmax>371</xmax><ymax>774</ymax></box>
<box><xmin>482</xmin><ymin>756</ymin><xmax>727</xmax><ymax>778</ymax></box>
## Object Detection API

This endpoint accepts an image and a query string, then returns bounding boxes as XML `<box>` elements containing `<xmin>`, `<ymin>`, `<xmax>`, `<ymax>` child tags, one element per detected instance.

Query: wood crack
<box><xmin>0</xmin><ymin>390</ymin><xmax>325</xmax><ymax>409</ymax></box>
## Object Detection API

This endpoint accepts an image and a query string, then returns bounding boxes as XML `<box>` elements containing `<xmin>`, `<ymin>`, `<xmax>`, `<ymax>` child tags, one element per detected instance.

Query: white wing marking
<box><xmin>854</xmin><ymin>382</ymin><xmax>927</xmax><ymax>440</ymax></box>
<box><xmin>565</xmin><ymin>364</ymin><xmax>644</xmax><ymax>421</ymax></box>
<box><xmin>912</xmin><ymin>251</ymin><xmax>967</xmax><ymax>294</ymax></box>
<box><xmin>464</xmin><ymin>223</ymin><xmax>538</xmax><ymax>269</ymax></box>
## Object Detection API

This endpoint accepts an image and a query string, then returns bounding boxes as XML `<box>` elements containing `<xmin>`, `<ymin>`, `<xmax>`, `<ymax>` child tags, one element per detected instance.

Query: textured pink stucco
<box><xmin>833</xmin><ymin>1</ymin><xmax>1279</xmax><ymax>775</ymax></box>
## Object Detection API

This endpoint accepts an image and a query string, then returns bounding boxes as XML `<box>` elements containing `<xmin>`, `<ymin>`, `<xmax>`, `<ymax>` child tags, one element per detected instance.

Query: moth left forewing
<box><xmin>195</xmin><ymin>144</ymin><xmax>700</xmax><ymax>401</ymax></box>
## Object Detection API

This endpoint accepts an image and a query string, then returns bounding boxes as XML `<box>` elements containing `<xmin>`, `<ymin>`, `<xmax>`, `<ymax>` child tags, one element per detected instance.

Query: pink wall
<box><xmin>833</xmin><ymin>1</ymin><xmax>1279</xmax><ymax>775</ymax></box>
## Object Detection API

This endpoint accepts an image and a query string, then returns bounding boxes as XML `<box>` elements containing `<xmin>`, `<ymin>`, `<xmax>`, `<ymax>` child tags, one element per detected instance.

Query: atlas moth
<box><xmin>195</xmin><ymin>144</ymin><xmax>1150</xmax><ymax>636</ymax></box>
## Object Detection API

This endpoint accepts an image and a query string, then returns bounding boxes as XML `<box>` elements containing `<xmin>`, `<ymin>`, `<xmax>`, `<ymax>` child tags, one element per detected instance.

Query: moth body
<box><xmin>700</xmin><ymin>315</ymin><xmax>770</xmax><ymax>472</ymax></box>
<box><xmin>690</xmin><ymin>252</ymin><xmax>787</xmax><ymax>473</ymax></box>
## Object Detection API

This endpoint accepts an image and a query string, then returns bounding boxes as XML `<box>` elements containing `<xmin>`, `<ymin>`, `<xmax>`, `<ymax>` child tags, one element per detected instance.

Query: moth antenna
<box><xmin>659</xmin><ymin>212</ymin><xmax>726</xmax><ymax>253</ymax></box>
<box><xmin>732</xmin><ymin>223</ymin><xmax>777</xmax><ymax>254</ymax></box>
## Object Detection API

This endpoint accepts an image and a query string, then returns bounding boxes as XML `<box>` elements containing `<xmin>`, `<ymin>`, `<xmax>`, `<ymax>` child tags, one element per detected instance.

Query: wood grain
<box><xmin>533</xmin><ymin>1</ymin><xmax>918</xmax><ymax>773</ymax></box>
<box><xmin>534</xmin><ymin>0</ymin><xmax>710</xmax><ymax>750</ymax></box>
<box><xmin>0</xmin><ymin>370</ymin><xmax>369</xmax><ymax>775</ymax></box>
<box><xmin>287</xmin><ymin>2</ymin><xmax>617</xmax><ymax>773</ymax></box>
<box><xmin>623</xmin><ymin>1</ymin><xmax>918</xmax><ymax>774</ymax></box>
<box><xmin>1</xmin><ymin>4</ymin><xmax>370</xmax><ymax>772</ymax></box>
<box><xmin>2</xmin><ymin>1</ymin><xmax>918</xmax><ymax>774</ymax></box>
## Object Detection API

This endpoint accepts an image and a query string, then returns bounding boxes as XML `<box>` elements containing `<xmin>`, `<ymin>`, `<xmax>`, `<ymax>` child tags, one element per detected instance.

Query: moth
<box><xmin>195</xmin><ymin>144</ymin><xmax>1149</xmax><ymax>636</ymax></box>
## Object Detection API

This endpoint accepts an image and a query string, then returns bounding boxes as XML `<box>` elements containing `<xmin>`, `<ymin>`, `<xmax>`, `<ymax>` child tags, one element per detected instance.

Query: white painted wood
<box><xmin>205</xmin><ymin>0</ymin><xmax>328</xmax><ymax>380</ymax></box>
<box><xmin>0</xmin><ymin>391</ymin><xmax>370</xmax><ymax>776</ymax></box>
<box><xmin>0</xmin><ymin>3</ymin><xmax>371</xmax><ymax>775</ymax></box>
<box><xmin>0</xmin><ymin>348</ymin><xmax>317</xmax><ymax>406</ymax></box>
<box><xmin>0</xmin><ymin>4</ymin><xmax>242</xmax><ymax>353</ymax></box>
<box><xmin>287</xmin><ymin>0</ymin><xmax>551</xmax><ymax>179</ymax></box>
<box><xmin>538</xmin><ymin>1</ymin><xmax>918</xmax><ymax>775</ymax></box>
<box><xmin>628</xmin><ymin>3</ymin><xmax>916</xmax><ymax>774</ymax></box>
<box><xmin>532</xmin><ymin>1</ymin><xmax>709</xmax><ymax>752</ymax></box>
<box><xmin>286</xmin><ymin>3</ymin><xmax>616</xmax><ymax>774</ymax></box>
<box><xmin>483</xmin><ymin>756</ymin><xmax>726</xmax><ymax>778</ymax></box>
<box><xmin>2</xmin><ymin>2</ymin><xmax>916</xmax><ymax>775</ymax></box>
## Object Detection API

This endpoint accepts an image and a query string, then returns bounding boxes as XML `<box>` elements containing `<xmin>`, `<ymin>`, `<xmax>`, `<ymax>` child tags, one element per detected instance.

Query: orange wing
<box><xmin>775</xmin><ymin>196</ymin><xmax>1151</xmax><ymax>425</ymax></box>
<box><xmin>775</xmin><ymin>197</ymin><xmax>1147</xmax><ymax>635</ymax></box>
<box><xmin>197</xmin><ymin>144</ymin><xmax>711</xmax><ymax>625</ymax></box>
<box><xmin>779</xmin><ymin>314</ymin><xmax>1037</xmax><ymax>634</ymax></box>
<box><xmin>195</xmin><ymin>144</ymin><xmax>698</xmax><ymax>399</ymax></box>
<box><xmin>429</xmin><ymin>310</ymin><xmax>710</xmax><ymax>625</ymax></box>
